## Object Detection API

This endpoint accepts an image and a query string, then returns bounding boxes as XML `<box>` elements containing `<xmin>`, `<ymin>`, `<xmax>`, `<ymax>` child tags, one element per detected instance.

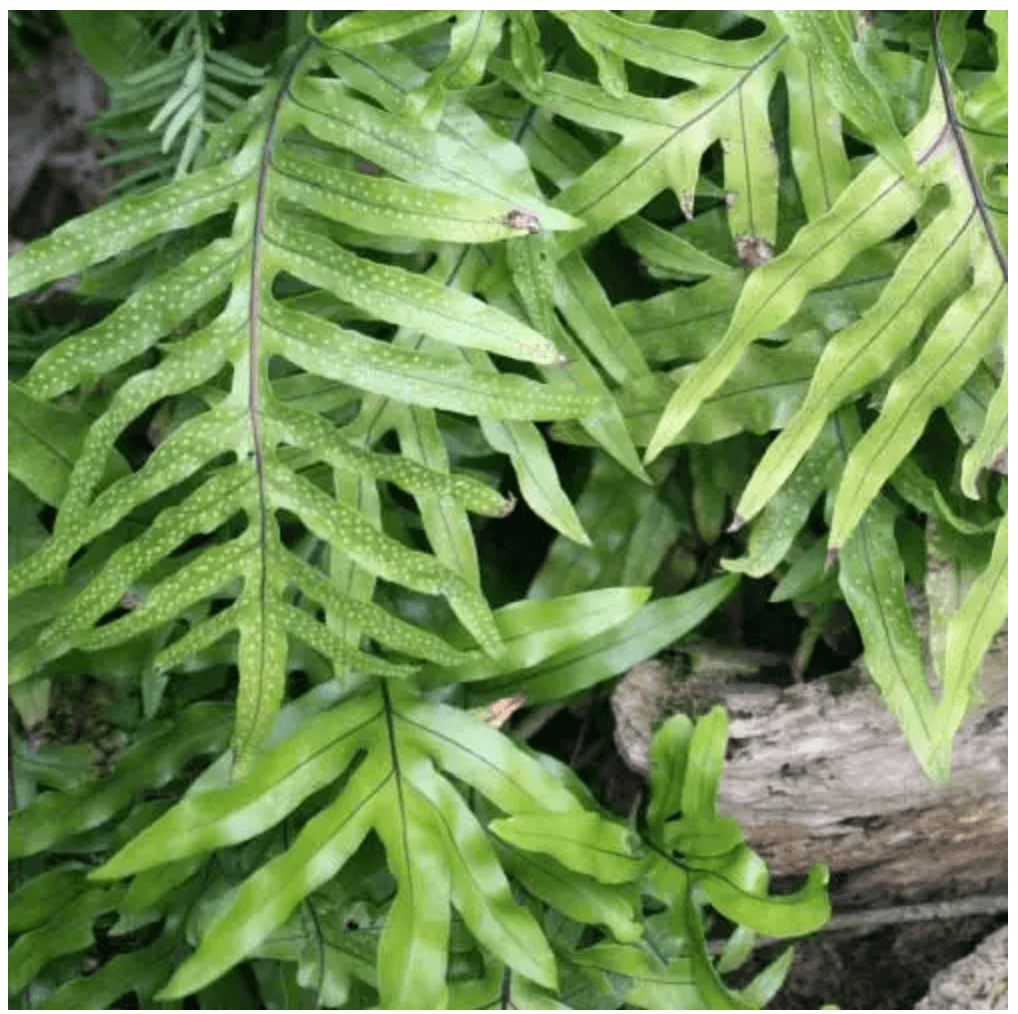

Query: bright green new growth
<box><xmin>78</xmin><ymin>695</ymin><xmax>826</xmax><ymax>1008</ymax></box>
<box><xmin>7</xmin><ymin>10</ymin><xmax>1005</xmax><ymax>1009</ymax></box>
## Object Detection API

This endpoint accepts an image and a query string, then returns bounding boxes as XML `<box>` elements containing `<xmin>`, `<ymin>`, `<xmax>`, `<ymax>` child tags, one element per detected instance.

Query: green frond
<box><xmin>8</xmin><ymin>31</ymin><xmax>598</xmax><ymax>775</ymax></box>
<box><xmin>66</xmin><ymin>10</ymin><xmax>271</xmax><ymax>183</ymax></box>
<box><xmin>8</xmin><ymin>11</ymin><xmax>1003</xmax><ymax>1007</ymax></box>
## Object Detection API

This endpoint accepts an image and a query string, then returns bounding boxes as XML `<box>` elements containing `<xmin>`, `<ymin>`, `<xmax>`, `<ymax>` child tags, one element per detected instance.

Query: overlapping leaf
<box><xmin>497</xmin><ymin>10</ymin><xmax>851</xmax><ymax>254</ymax></box>
<box><xmin>829</xmin><ymin>406</ymin><xmax>1005</xmax><ymax>781</ymax></box>
<box><xmin>9</xmin><ymin>11</ymin><xmax>1004</xmax><ymax>1008</ymax></box>
<box><xmin>86</xmin><ymin>584</ymin><xmax>655</xmax><ymax>1008</ymax></box>
<box><xmin>678</xmin><ymin>15</ymin><xmax>1007</xmax><ymax>548</ymax></box>
<box><xmin>639</xmin><ymin>708</ymin><xmax>830</xmax><ymax>1006</ymax></box>
<box><xmin>492</xmin><ymin>705</ymin><xmax>831</xmax><ymax>1008</ymax></box>
<box><xmin>108</xmin><ymin>682</ymin><xmax>578</xmax><ymax>1006</ymax></box>
<box><xmin>616</xmin><ymin>12</ymin><xmax>1007</xmax><ymax>779</ymax></box>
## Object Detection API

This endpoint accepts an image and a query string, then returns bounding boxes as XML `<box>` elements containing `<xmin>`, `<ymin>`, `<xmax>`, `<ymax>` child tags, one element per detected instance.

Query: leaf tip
<box><xmin>726</xmin><ymin>513</ymin><xmax>746</xmax><ymax>534</ymax></box>
<box><xmin>499</xmin><ymin>492</ymin><xmax>517</xmax><ymax>518</ymax></box>
<box><xmin>824</xmin><ymin>546</ymin><xmax>839</xmax><ymax>572</ymax></box>
<box><xmin>642</xmin><ymin>441</ymin><xmax>663</xmax><ymax>467</ymax></box>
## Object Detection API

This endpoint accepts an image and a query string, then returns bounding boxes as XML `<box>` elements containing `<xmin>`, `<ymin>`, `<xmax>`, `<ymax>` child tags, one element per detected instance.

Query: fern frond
<box><xmin>8</xmin><ymin>31</ymin><xmax>593</xmax><ymax>776</ymax></box>
<box><xmin>497</xmin><ymin>11</ymin><xmax>852</xmax><ymax>253</ymax></box>
<box><xmin>10</xmin><ymin>12</ymin><xmax>1001</xmax><ymax>1005</ymax></box>
<box><xmin>612</xmin><ymin>12</ymin><xmax>1006</xmax><ymax>780</ymax></box>
<box><xmin>85</xmin><ymin>11</ymin><xmax>270</xmax><ymax>183</ymax></box>
<box><xmin>651</xmin><ymin>14</ymin><xmax>1006</xmax><ymax>536</ymax></box>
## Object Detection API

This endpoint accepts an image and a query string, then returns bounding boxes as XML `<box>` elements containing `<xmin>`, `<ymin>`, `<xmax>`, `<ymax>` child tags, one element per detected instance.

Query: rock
<box><xmin>915</xmin><ymin>925</ymin><xmax>1008</xmax><ymax>1010</ymax></box>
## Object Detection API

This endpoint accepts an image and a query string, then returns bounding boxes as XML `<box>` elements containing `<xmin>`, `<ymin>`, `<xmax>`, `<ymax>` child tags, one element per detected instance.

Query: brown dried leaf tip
<box><xmin>735</xmin><ymin>234</ymin><xmax>774</xmax><ymax>267</ymax></box>
<box><xmin>505</xmin><ymin>207</ymin><xmax>540</xmax><ymax>233</ymax></box>
<box><xmin>486</xmin><ymin>693</ymin><xmax>528</xmax><ymax>728</ymax></box>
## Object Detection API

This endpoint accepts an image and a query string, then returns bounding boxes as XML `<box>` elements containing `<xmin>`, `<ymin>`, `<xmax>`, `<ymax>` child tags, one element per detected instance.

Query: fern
<box><xmin>8</xmin><ymin>18</ymin><xmax>603</xmax><ymax>776</ymax></box>
<box><xmin>8</xmin><ymin>10</ymin><xmax>1005</xmax><ymax>1007</ymax></box>
<box><xmin>722</xmin><ymin>13</ymin><xmax>1006</xmax><ymax>545</ymax></box>
<box><xmin>643</xmin><ymin>11</ymin><xmax>1007</xmax><ymax>778</ymax></box>
<box><xmin>64</xmin><ymin>10</ymin><xmax>269</xmax><ymax>185</ymax></box>
<box><xmin>517</xmin><ymin>10</ymin><xmax>1007</xmax><ymax>779</ymax></box>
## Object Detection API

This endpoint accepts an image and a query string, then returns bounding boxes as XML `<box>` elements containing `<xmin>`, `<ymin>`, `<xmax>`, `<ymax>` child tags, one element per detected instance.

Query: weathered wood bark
<box><xmin>611</xmin><ymin>658</ymin><xmax>1007</xmax><ymax>910</ymax></box>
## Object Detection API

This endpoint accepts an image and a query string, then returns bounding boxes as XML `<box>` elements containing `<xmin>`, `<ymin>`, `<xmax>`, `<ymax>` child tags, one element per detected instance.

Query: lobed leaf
<box><xmin>150</xmin><ymin>680</ymin><xmax>589</xmax><ymax>1005</ymax></box>
<box><xmin>489</xmin><ymin>811</ymin><xmax>646</xmax><ymax>884</ymax></box>
<box><xmin>645</xmin><ymin>92</ymin><xmax>948</xmax><ymax>463</ymax></box>
<box><xmin>480</xmin><ymin>575</ymin><xmax>740</xmax><ymax>704</ymax></box>
<box><xmin>934</xmin><ymin>513</ymin><xmax>1007</xmax><ymax>761</ymax></box>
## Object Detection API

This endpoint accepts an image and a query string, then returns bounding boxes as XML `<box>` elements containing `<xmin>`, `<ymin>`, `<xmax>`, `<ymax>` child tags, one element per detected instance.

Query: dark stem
<box><xmin>929</xmin><ymin>12</ymin><xmax>1008</xmax><ymax>283</ymax></box>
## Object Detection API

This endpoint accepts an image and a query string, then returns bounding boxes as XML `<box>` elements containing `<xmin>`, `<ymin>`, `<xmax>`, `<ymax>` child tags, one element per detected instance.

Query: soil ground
<box><xmin>755</xmin><ymin>913</ymin><xmax>1008</xmax><ymax>1010</ymax></box>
